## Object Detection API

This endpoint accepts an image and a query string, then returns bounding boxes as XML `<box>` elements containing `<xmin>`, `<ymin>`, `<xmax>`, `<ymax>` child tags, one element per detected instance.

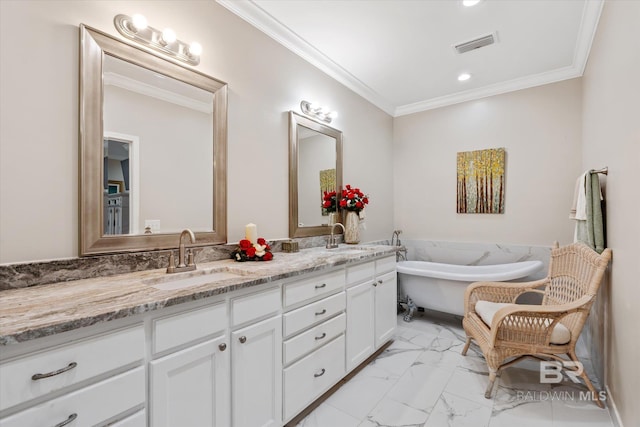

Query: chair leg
<box><xmin>568</xmin><ymin>350</ymin><xmax>604</xmax><ymax>408</ymax></box>
<box><xmin>461</xmin><ymin>337</ymin><xmax>472</xmax><ymax>356</ymax></box>
<box><xmin>485</xmin><ymin>370</ymin><xmax>497</xmax><ymax>399</ymax></box>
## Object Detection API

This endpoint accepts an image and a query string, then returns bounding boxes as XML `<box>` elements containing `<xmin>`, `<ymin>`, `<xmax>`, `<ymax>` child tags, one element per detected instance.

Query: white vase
<box><xmin>344</xmin><ymin>211</ymin><xmax>360</xmax><ymax>244</ymax></box>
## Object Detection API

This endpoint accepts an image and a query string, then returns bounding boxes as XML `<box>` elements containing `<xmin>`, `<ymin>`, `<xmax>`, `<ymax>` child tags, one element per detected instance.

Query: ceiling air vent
<box><xmin>454</xmin><ymin>33</ymin><xmax>496</xmax><ymax>54</ymax></box>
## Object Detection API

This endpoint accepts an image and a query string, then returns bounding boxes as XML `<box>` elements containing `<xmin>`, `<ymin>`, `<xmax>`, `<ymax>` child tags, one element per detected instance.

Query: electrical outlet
<box><xmin>144</xmin><ymin>220</ymin><xmax>161</xmax><ymax>232</ymax></box>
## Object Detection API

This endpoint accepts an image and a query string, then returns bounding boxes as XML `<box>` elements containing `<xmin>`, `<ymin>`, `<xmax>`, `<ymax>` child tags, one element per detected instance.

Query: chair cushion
<box><xmin>475</xmin><ymin>300</ymin><xmax>571</xmax><ymax>345</ymax></box>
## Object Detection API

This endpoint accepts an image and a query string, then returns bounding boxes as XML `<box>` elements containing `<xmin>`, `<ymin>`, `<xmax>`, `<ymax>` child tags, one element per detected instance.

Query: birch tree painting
<box><xmin>457</xmin><ymin>148</ymin><xmax>505</xmax><ymax>214</ymax></box>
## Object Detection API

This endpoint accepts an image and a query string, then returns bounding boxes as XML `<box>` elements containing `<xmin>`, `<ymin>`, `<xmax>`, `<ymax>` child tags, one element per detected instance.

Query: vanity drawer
<box><xmin>283</xmin><ymin>335</ymin><xmax>345</xmax><ymax>421</ymax></box>
<box><xmin>0</xmin><ymin>325</ymin><xmax>144</xmax><ymax>411</ymax></box>
<box><xmin>376</xmin><ymin>256</ymin><xmax>397</xmax><ymax>274</ymax></box>
<box><xmin>284</xmin><ymin>270</ymin><xmax>345</xmax><ymax>308</ymax></box>
<box><xmin>0</xmin><ymin>366</ymin><xmax>145</xmax><ymax>427</ymax></box>
<box><xmin>283</xmin><ymin>292</ymin><xmax>345</xmax><ymax>338</ymax></box>
<box><xmin>283</xmin><ymin>313</ymin><xmax>346</xmax><ymax>365</ymax></box>
<box><xmin>231</xmin><ymin>286</ymin><xmax>281</xmax><ymax>327</ymax></box>
<box><xmin>346</xmin><ymin>262</ymin><xmax>374</xmax><ymax>287</ymax></box>
<box><xmin>153</xmin><ymin>302</ymin><xmax>227</xmax><ymax>355</ymax></box>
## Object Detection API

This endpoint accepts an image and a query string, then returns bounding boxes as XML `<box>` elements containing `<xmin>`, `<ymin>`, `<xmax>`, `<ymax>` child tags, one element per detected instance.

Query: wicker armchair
<box><xmin>461</xmin><ymin>242</ymin><xmax>612</xmax><ymax>407</ymax></box>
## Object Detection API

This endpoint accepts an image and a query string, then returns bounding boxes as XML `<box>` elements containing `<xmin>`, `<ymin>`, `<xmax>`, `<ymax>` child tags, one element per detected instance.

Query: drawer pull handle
<box><xmin>32</xmin><ymin>362</ymin><xmax>78</xmax><ymax>381</ymax></box>
<box><xmin>315</xmin><ymin>283</ymin><xmax>327</xmax><ymax>289</ymax></box>
<box><xmin>315</xmin><ymin>309</ymin><xmax>327</xmax><ymax>316</ymax></box>
<box><xmin>219</xmin><ymin>343</ymin><xmax>227</xmax><ymax>351</ymax></box>
<box><xmin>315</xmin><ymin>332</ymin><xmax>326</xmax><ymax>341</ymax></box>
<box><xmin>314</xmin><ymin>368</ymin><xmax>326</xmax><ymax>378</ymax></box>
<box><xmin>239</xmin><ymin>336</ymin><xmax>247</xmax><ymax>344</ymax></box>
<box><xmin>53</xmin><ymin>413</ymin><xmax>77</xmax><ymax>427</ymax></box>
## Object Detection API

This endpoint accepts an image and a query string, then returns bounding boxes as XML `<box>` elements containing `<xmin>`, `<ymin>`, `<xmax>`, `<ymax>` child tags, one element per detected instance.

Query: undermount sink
<box><xmin>325</xmin><ymin>245</ymin><xmax>378</xmax><ymax>253</ymax></box>
<box><xmin>146</xmin><ymin>268</ymin><xmax>244</xmax><ymax>291</ymax></box>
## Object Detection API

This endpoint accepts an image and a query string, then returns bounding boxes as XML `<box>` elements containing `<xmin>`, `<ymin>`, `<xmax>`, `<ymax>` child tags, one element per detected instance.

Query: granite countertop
<box><xmin>0</xmin><ymin>245</ymin><xmax>397</xmax><ymax>346</ymax></box>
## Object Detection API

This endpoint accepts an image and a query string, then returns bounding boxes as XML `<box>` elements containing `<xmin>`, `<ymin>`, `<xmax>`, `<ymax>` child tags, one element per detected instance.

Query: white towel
<box><xmin>570</xmin><ymin>172</ymin><xmax>588</xmax><ymax>220</ymax></box>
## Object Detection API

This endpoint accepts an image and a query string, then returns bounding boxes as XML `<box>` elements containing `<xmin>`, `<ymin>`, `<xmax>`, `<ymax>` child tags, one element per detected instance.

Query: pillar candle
<box><xmin>245</xmin><ymin>223</ymin><xmax>257</xmax><ymax>244</ymax></box>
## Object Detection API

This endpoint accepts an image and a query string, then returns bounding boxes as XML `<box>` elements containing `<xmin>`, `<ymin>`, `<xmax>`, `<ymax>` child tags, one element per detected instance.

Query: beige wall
<box><xmin>582</xmin><ymin>1</ymin><xmax>640</xmax><ymax>425</ymax></box>
<box><xmin>0</xmin><ymin>1</ymin><xmax>394</xmax><ymax>263</ymax></box>
<box><xmin>393</xmin><ymin>78</ymin><xmax>583</xmax><ymax>246</ymax></box>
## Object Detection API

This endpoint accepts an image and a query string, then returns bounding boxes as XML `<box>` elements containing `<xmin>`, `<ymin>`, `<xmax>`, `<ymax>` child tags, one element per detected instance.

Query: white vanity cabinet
<box><xmin>149</xmin><ymin>302</ymin><xmax>230</xmax><ymax>427</ymax></box>
<box><xmin>346</xmin><ymin>256</ymin><xmax>397</xmax><ymax>371</ymax></box>
<box><xmin>282</xmin><ymin>270</ymin><xmax>347</xmax><ymax>423</ymax></box>
<box><xmin>230</xmin><ymin>287</ymin><xmax>282</xmax><ymax>427</ymax></box>
<box><xmin>1</xmin><ymin>250</ymin><xmax>399</xmax><ymax>427</ymax></box>
<box><xmin>0</xmin><ymin>325</ymin><xmax>145</xmax><ymax>427</ymax></box>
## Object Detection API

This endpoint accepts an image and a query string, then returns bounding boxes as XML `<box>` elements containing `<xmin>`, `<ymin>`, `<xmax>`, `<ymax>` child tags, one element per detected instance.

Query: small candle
<box><xmin>245</xmin><ymin>223</ymin><xmax>257</xmax><ymax>244</ymax></box>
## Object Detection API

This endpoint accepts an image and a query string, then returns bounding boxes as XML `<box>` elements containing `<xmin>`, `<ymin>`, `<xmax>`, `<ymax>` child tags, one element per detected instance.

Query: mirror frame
<box><xmin>79</xmin><ymin>25</ymin><xmax>227</xmax><ymax>255</ymax></box>
<box><xmin>289</xmin><ymin>111</ymin><xmax>343</xmax><ymax>238</ymax></box>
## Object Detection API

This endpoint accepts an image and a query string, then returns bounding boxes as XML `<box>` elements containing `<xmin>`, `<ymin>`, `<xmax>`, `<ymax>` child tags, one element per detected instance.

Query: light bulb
<box><xmin>188</xmin><ymin>42</ymin><xmax>202</xmax><ymax>57</ymax></box>
<box><xmin>131</xmin><ymin>14</ymin><xmax>147</xmax><ymax>31</ymax></box>
<box><xmin>462</xmin><ymin>0</ymin><xmax>481</xmax><ymax>6</ymax></box>
<box><xmin>458</xmin><ymin>73</ymin><xmax>471</xmax><ymax>81</ymax></box>
<box><xmin>161</xmin><ymin>28</ymin><xmax>177</xmax><ymax>44</ymax></box>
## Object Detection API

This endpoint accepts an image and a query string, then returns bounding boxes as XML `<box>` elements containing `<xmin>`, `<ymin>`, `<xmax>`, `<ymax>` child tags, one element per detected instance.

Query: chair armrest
<box><xmin>488</xmin><ymin>295</ymin><xmax>593</xmax><ymax>345</ymax></box>
<box><xmin>464</xmin><ymin>278</ymin><xmax>549</xmax><ymax>315</ymax></box>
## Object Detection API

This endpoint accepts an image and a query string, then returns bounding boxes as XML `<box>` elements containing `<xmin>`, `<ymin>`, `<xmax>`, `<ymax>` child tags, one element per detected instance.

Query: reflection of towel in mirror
<box><xmin>572</xmin><ymin>171</ymin><xmax>605</xmax><ymax>253</ymax></box>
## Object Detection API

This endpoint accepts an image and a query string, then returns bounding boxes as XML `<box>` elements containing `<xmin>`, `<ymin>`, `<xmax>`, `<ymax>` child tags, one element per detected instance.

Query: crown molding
<box><xmin>217</xmin><ymin>0</ymin><xmax>396</xmax><ymax>115</ymax></box>
<box><xmin>217</xmin><ymin>0</ymin><xmax>603</xmax><ymax>118</ymax></box>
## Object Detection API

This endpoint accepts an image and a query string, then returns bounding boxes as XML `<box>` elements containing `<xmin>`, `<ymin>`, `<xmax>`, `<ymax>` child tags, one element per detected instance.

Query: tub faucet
<box><xmin>167</xmin><ymin>229</ymin><xmax>197</xmax><ymax>273</ymax></box>
<box><xmin>326</xmin><ymin>223</ymin><xmax>345</xmax><ymax>249</ymax></box>
<box><xmin>391</xmin><ymin>229</ymin><xmax>403</xmax><ymax>246</ymax></box>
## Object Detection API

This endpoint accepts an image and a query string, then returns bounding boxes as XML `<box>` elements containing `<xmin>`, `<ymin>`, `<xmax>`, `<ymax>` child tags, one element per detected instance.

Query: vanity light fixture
<box><xmin>462</xmin><ymin>0</ymin><xmax>482</xmax><ymax>7</ymax></box>
<box><xmin>458</xmin><ymin>73</ymin><xmax>472</xmax><ymax>82</ymax></box>
<box><xmin>300</xmin><ymin>100</ymin><xmax>338</xmax><ymax>124</ymax></box>
<box><xmin>114</xmin><ymin>14</ymin><xmax>202</xmax><ymax>66</ymax></box>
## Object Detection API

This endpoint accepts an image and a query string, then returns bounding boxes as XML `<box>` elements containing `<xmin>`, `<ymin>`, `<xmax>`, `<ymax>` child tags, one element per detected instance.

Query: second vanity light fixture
<box><xmin>114</xmin><ymin>14</ymin><xmax>202</xmax><ymax>66</ymax></box>
<box><xmin>300</xmin><ymin>100</ymin><xmax>338</xmax><ymax>124</ymax></box>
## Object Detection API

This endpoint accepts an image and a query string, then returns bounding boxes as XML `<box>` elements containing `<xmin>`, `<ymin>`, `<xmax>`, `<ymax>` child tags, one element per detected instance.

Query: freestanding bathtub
<box><xmin>396</xmin><ymin>260</ymin><xmax>544</xmax><ymax>319</ymax></box>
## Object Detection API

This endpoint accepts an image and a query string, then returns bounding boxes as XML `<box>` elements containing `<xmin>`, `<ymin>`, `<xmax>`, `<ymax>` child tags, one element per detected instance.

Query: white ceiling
<box><xmin>217</xmin><ymin>0</ymin><xmax>603</xmax><ymax>117</ymax></box>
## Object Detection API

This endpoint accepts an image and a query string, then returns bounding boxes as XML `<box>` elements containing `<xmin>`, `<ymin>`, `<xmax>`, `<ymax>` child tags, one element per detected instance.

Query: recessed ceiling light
<box><xmin>463</xmin><ymin>0</ymin><xmax>482</xmax><ymax>7</ymax></box>
<box><xmin>458</xmin><ymin>73</ymin><xmax>471</xmax><ymax>81</ymax></box>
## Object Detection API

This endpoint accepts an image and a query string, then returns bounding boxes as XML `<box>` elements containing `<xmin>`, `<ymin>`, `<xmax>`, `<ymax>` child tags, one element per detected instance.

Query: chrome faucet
<box><xmin>326</xmin><ymin>223</ymin><xmax>345</xmax><ymax>249</ymax></box>
<box><xmin>167</xmin><ymin>229</ymin><xmax>197</xmax><ymax>273</ymax></box>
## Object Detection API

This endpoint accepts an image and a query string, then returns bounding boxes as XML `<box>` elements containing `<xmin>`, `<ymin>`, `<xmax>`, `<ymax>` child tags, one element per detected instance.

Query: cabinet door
<box><xmin>375</xmin><ymin>271</ymin><xmax>398</xmax><ymax>348</ymax></box>
<box><xmin>150</xmin><ymin>336</ymin><xmax>230</xmax><ymax>427</ymax></box>
<box><xmin>231</xmin><ymin>315</ymin><xmax>282</xmax><ymax>427</ymax></box>
<box><xmin>346</xmin><ymin>280</ymin><xmax>375</xmax><ymax>372</ymax></box>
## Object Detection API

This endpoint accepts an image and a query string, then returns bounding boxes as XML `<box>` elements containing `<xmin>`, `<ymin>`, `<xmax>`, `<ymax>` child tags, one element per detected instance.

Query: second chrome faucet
<box><xmin>326</xmin><ymin>223</ymin><xmax>345</xmax><ymax>249</ymax></box>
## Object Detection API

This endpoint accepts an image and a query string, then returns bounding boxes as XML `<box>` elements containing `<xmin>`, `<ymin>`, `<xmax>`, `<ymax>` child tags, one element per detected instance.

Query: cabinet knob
<box><xmin>315</xmin><ymin>283</ymin><xmax>327</xmax><ymax>289</ymax></box>
<box><xmin>315</xmin><ymin>332</ymin><xmax>327</xmax><ymax>341</ymax></box>
<box><xmin>53</xmin><ymin>413</ymin><xmax>77</xmax><ymax>427</ymax></box>
<box><xmin>219</xmin><ymin>343</ymin><xmax>227</xmax><ymax>351</ymax></box>
<box><xmin>239</xmin><ymin>336</ymin><xmax>247</xmax><ymax>344</ymax></box>
<box><xmin>32</xmin><ymin>362</ymin><xmax>78</xmax><ymax>381</ymax></box>
<box><xmin>315</xmin><ymin>309</ymin><xmax>327</xmax><ymax>316</ymax></box>
<box><xmin>314</xmin><ymin>368</ymin><xmax>326</xmax><ymax>378</ymax></box>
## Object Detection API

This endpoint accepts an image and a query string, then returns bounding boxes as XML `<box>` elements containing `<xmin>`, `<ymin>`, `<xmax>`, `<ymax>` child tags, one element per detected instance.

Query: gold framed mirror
<box><xmin>79</xmin><ymin>25</ymin><xmax>227</xmax><ymax>255</ymax></box>
<box><xmin>289</xmin><ymin>111</ymin><xmax>343</xmax><ymax>238</ymax></box>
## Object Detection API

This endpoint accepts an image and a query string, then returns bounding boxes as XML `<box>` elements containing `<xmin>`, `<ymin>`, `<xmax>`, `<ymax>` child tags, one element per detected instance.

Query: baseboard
<box><xmin>606</xmin><ymin>385</ymin><xmax>624</xmax><ymax>427</ymax></box>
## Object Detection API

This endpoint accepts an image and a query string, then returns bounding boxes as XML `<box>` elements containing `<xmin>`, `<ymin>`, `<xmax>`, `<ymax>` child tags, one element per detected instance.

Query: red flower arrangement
<box><xmin>322</xmin><ymin>190</ymin><xmax>337</xmax><ymax>213</ymax></box>
<box><xmin>340</xmin><ymin>184</ymin><xmax>369</xmax><ymax>213</ymax></box>
<box><xmin>231</xmin><ymin>237</ymin><xmax>273</xmax><ymax>262</ymax></box>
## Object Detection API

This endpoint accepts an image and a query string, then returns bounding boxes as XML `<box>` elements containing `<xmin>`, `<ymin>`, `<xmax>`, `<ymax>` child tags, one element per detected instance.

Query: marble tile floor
<box><xmin>296</xmin><ymin>312</ymin><xmax>616</xmax><ymax>427</ymax></box>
